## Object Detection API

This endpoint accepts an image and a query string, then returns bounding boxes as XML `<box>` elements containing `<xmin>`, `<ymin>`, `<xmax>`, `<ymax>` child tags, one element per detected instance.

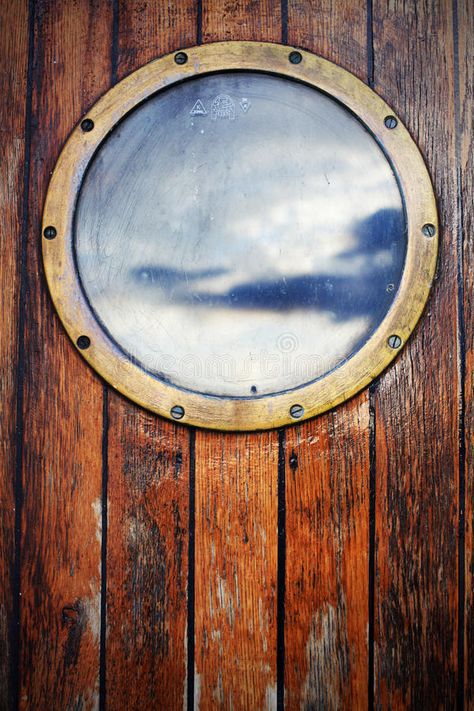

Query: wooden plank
<box><xmin>195</xmin><ymin>434</ymin><xmax>279</xmax><ymax>710</ymax></box>
<box><xmin>19</xmin><ymin>2</ymin><xmax>112</xmax><ymax>708</ymax></box>
<box><xmin>285</xmin><ymin>2</ymin><xmax>370</xmax><ymax>708</ymax></box>
<box><xmin>372</xmin><ymin>0</ymin><xmax>460</xmax><ymax>707</ymax></box>
<box><xmin>0</xmin><ymin>1</ymin><xmax>29</xmax><ymax>706</ymax></box>
<box><xmin>195</xmin><ymin>3</ymin><xmax>281</xmax><ymax>708</ymax></box>
<box><xmin>105</xmin><ymin>2</ymin><xmax>198</xmax><ymax>709</ymax></box>
<box><xmin>460</xmin><ymin>0</ymin><xmax>474</xmax><ymax>706</ymax></box>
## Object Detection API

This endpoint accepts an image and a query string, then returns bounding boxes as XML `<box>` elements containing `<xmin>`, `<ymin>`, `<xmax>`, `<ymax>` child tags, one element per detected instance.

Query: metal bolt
<box><xmin>384</xmin><ymin>115</ymin><xmax>398</xmax><ymax>129</ymax></box>
<box><xmin>76</xmin><ymin>335</ymin><xmax>91</xmax><ymax>350</ymax></box>
<box><xmin>81</xmin><ymin>118</ymin><xmax>94</xmax><ymax>132</ymax></box>
<box><xmin>422</xmin><ymin>223</ymin><xmax>436</xmax><ymax>237</ymax></box>
<box><xmin>174</xmin><ymin>52</ymin><xmax>188</xmax><ymax>65</ymax></box>
<box><xmin>289</xmin><ymin>51</ymin><xmax>302</xmax><ymax>64</ymax></box>
<box><xmin>388</xmin><ymin>334</ymin><xmax>402</xmax><ymax>349</ymax></box>
<box><xmin>171</xmin><ymin>405</ymin><xmax>185</xmax><ymax>420</ymax></box>
<box><xmin>290</xmin><ymin>403</ymin><xmax>305</xmax><ymax>419</ymax></box>
<box><xmin>43</xmin><ymin>225</ymin><xmax>57</xmax><ymax>240</ymax></box>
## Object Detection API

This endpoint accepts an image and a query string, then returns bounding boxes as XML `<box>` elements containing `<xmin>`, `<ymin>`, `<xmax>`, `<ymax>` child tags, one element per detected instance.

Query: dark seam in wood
<box><xmin>277</xmin><ymin>427</ymin><xmax>286</xmax><ymax>711</ymax></box>
<box><xmin>12</xmin><ymin>2</ymin><xmax>35</xmax><ymax>708</ymax></box>
<box><xmin>368</xmin><ymin>383</ymin><xmax>376</xmax><ymax>711</ymax></box>
<box><xmin>453</xmin><ymin>1</ymin><xmax>466</xmax><ymax>708</ymax></box>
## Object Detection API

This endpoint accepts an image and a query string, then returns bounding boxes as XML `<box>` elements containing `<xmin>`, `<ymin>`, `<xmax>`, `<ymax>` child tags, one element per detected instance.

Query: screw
<box><xmin>43</xmin><ymin>225</ymin><xmax>57</xmax><ymax>240</ymax></box>
<box><xmin>174</xmin><ymin>52</ymin><xmax>188</xmax><ymax>65</ymax></box>
<box><xmin>76</xmin><ymin>335</ymin><xmax>91</xmax><ymax>349</ymax></box>
<box><xmin>81</xmin><ymin>118</ymin><xmax>94</xmax><ymax>132</ymax></box>
<box><xmin>422</xmin><ymin>223</ymin><xmax>436</xmax><ymax>237</ymax></box>
<box><xmin>250</xmin><ymin>385</ymin><xmax>257</xmax><ymax>395</ymax></box>
<box><xmin>384</xmin><ymin>115</ymin><xmax>398</xmax><ymax>129</ymax></box>
<box><xmin>388</xmin><ymin>334</ymin><xmax>402</xmax><ymax>349</ymax></box>
<box><xmin>289</xmin><ymin>51</ymin><xmax>302</xmax><ymax>64</ymax></box>
<box><xmin>290</xmin><ymin>403</ymin><xmax>305</xmax><ymax>419</ymax></box>
<box><xmin>171</xmin><ymin>405</ymin><xmax>185</xmax><ymax>420</ymax></box>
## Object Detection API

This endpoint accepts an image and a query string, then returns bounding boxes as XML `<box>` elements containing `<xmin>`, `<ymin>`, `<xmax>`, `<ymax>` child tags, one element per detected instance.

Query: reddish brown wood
<box><xmin>373</xmin><ymin>0</ymin><xmax>460</xmax><ymax>707</ymax></box>
<box><xmin>19</xmin><ymin>2</ymin><xmax>112</xmax><ymax>708</ymax></box>
<box><xmin>285</xmin><ymin>2</ymin><xmax>370</xmax><ymax>708</ymax></box>
<box><xmin>195</xmin><ymin>433</ymin><xmax>279</xmax><ymax>709</ymax></box>
<box><xmin>0</xmin><ymin>1</ymin><xmax>29</xmax><ymax>706</ymax></box>
<box><xmin>195</xmin><ymin>3</ymin><xmax>282</xmax><ymax>708</ymax></box>
<box><xmin>105</xmin><ymin>3</ymin><xmax>198</xmax><ymax>709</ymax></box>
<box><xmin>460</xmin><ymin>0</ymin><xmax>474</xmax><ymax>707</ymax></box>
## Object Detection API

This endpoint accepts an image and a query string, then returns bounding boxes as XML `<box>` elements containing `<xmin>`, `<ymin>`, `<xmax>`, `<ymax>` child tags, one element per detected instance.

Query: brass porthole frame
<box><xmin>42</xmin><ymin>41</ymin><xmax>438</xmax><ymax>431</ymax></box>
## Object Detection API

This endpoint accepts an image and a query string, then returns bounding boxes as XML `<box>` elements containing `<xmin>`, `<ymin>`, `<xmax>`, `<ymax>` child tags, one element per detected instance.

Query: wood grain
<box><xmin>372</xmin><ymin>0</ymin><xmax>460</xmax><ymax>707</ymax></box>
<box><xmin>285</xmin><ymin>1</ymin><xmax>370</xmax><ymax>708</ymax></box>
<box><xmin>460</xmin><ymin>0</ymin><xmax>474</xmax><ymax>706</ymax></box>
<box><xmin>195</xmin><ymin>433</ymin><xmax>279</xmax><ymax>710</ymax></box>
<box><xmin>196</xmin><ymin>3</ymin><xmax>281</xmax><ymax>708</ymax></box>
<box><xmin>105</xmin><ymin>2</ymin><xmax>198</xmax><ymax>709</ymax></box>
<box><xmin>0</xmin><ymin>1</ymin><xmax>29</xmax><ymax>707</ymax></box>
<box><xmin>19</xmin><ymin>1</ymin><xmax>112</xmax><ymax>708</ymax></box>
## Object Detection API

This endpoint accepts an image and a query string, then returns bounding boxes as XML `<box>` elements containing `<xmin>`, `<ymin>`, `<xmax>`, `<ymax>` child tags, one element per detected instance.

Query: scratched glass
<box><xmin>74</xmin><ymin>72</ymin><xmax>406</xmax><ymax>397</ymax></box>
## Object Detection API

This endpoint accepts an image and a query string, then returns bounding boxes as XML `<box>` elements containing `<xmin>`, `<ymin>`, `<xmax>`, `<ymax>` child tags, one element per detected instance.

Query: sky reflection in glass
<box><xmin>75</xmin><ymin>72</ymin><xmax>406</xmax><ymax>397</ymax></box>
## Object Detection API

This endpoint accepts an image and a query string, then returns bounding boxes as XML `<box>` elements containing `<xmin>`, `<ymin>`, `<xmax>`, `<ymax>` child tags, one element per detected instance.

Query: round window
<box><xmin>43</xmin><ymin>42</ymin><xmax>437</xmax><ymax>430</ymax></box>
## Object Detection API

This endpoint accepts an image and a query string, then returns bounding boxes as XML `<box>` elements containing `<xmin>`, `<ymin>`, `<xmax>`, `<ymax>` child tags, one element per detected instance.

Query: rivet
<box><xmin>388</xmin><ymin>334</ymin><xmax>402</xmax><ymax>349</ymax></box>
<box><xmin>43</xmin><ymin>225</ymin><xmax>57</xmax><ymax>240</ymax></box>
<box><xmin>290</xmin><ymin>403</ymin><xmax>305</xmax><ymax>419</ymax></box>
<box><xmin>384</xmin><ymin>115</ymin><xmax>398</xmax><ymax>129</ymax></box>
<box><xmin>81</xmin><ymin>118</ymin><xmax>94</xmax><ymax>132</ymax></box>
<box><xmin>76</xmin><ymin>335</ymin><xmax>91</xmax><ymax>350</ymax></box>
<box><xmin>422</xmin><ymin>223</ymin><xmax>436</xmax><ymax>237</ymax></box>
<box><xmin>289</xmin><ymin>50</ymin><xmax>302</xmax><ymax>64</ymax></box>
<box><xmin>174</xmin><ymin>52</ymin><xmax>188</xmax><ymax>65</ymax></box>
<box><xmin>171</xmin><ymin>405</ymin><xmax>185</xmax><ymax>420</ymax></box>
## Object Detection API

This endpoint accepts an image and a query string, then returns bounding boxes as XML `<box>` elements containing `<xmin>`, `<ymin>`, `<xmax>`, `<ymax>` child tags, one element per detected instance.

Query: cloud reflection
<box><xmin>75</xmin><ymin>72</ymin><xmax>406</xmax><ymax>397</ymax></box>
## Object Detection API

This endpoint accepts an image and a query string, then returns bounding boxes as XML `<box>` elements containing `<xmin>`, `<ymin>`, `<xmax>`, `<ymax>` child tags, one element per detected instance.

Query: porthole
<box><xmin>42</xmin><ymin>42</ymin><xmax>437</xmax><ymax>430</ymax></box>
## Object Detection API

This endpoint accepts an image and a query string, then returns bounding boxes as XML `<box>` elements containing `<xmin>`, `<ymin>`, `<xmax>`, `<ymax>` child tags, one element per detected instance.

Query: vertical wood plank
<box><xmin>285</xmin><ymin>2</ymin><xmax>370</xmax><ymax>708</ymax></box>
<box><xmin>373</xmin><ymin>0</ymin><xmax>459</xmax><ymax>707</ymax></box>
<box><xmin>0</xmin><ymin>1</ymin><xmax>29</xmax><ymax>706</ymax></box>
<box><xmin>196</xmin><ymin>4</ymin><xmax>282</xmax><ymax>708</ymax></box>
<box><xmin>105</xmin><ymin>2</ymin><xmax>198</xmax><ymax>710</ymax></box>
<box><xmin>19</xmin><ymin>1</ymin><xmax>112</xmax><ymax>708</ymax></box>
<box><xmin>460</xmin><ymin>0</ymin><xmax>474</xmax><ymax>706</ymax></box>
<box><xmin>195</xmin><ymin>434</ymin><xmax>279</xmax><ymax>710</ymax></box>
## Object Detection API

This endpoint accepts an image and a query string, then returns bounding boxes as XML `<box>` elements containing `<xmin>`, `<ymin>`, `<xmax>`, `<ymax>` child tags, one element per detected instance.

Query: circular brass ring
<box><xmin>42</xmin><ymin>41</ymin><xmax>438</xmax><ymax>431</ymax></box>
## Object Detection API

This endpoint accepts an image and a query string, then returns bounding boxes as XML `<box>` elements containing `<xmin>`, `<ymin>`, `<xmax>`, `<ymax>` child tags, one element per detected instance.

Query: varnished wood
<box><xmin>373</xmin><ymin>0</ymin><xmax>460</xmax><ymax>706</ymax></box>
<box><xmin>19</xmin><ymin>2</ymin><xmax>112</xmax><ymax>708</ymax></box>
<box><xmin>285</xmin><ymin>4</ymin><xmax>370</xmax><ymax>708</ymax></box>
<box><xmin>0</xmin><ymin>1</ymin><xmax>29</xmax><ymax>706</ymax></box>
<box><xmin>0</xmin><ymin>0</ymin><xmax>471</xmax><ymax>708</ymax></box>
<box><xmin>105</xmin><ymin>3</ymin><xmax>198</xmax><ymax>709</ymax></box>
<box><xmin>460</xmin><ymin>0</ymin><xmax>474</xmax><ymax>707</ymax></box>
<box><xmin>195</xmin><ymin>432</ymin><xmax>279</xmax><ymax>709</ymax></box>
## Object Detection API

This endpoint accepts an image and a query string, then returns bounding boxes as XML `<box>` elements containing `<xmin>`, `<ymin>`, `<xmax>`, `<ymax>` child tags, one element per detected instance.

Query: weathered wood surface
<box><xmin>0</xmin><ymin>0</ymin><xmax>471</xmax><ymax>709</ymax></box>
<box><xmin>105</xmin><ymin>3</ymin><xmax>197</xmax><ymax>709</ymax></box>
<box><xmin>19</xmin><ymin>1</ymin><xmax>111</xmax><ymax>709</ymax></box>
<box><xmin>0</xmin><ymin>2</ymin><xmax>29</xmax><ymax>708</ymax></box>
<box><xmin>372</xmin><ymin>0</ymin><xmax>461</xmax><ymax>707</ymax></box>
<box><xmin>460</xmin><ymin>0</ymin><xmax>474</xmax><ymax>707</ymax></box>
<box><xmin>285</xmin><ymin>2</ymin><xmax>370</xmax><ymax>709</ymax></box>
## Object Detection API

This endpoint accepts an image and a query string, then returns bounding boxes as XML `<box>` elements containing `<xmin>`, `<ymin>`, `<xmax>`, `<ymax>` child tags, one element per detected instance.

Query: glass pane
<box><xmin>75</xmin><ymin>71</ymin><xmax>406</xmax><ymax>398</ymax></box>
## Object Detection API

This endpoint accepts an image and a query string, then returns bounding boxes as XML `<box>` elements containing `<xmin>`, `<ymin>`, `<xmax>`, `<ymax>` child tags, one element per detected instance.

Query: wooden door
<box><xmin>1</xmin><ymin>1</ymin><xmax>472</xmax><ymax>709</ymax></box>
